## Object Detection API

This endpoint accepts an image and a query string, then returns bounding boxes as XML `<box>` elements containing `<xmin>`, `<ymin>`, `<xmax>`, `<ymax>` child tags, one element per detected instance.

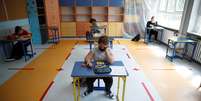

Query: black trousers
<box><xmin>148</xmin><ymin>29</ymin><xmax>158</xmax><ymax>41</ymax></box>
<box><xmin>11</xmin><ymin>40</ymin><xmax>30</xmax><ymax>59</ymax></box>
<box><xmin>86</xmin><ymin>77</ymin><xmax>113</xmax><ymax>93</ymax></box>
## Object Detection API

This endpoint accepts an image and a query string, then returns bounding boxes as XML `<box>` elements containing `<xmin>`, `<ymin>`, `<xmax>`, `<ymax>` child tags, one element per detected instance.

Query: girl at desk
<box><xmin>5</xmin><ymin>26</ymin><xmax>31</xmax><ymax>61</ymax></box>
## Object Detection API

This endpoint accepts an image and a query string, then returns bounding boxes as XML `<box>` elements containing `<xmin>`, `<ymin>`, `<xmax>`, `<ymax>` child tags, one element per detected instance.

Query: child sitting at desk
<box><xmin>146</xmin><ymin>16</ymin><xmax>158</xmax><ymax>41</ymax></box>
<box><xmin>83</xmin><ymin>36</ymin><xmax>115</xmax><ymax>99</ymax></box>
<box><xmin>5</xmin><ymin>26</ymin><xmax>31</xmax><ymax>61</ymax></box>
<box><xmin>86</xmin><ymin>18</ymin><xmax>107</xmax><ymax>40</ymax></box>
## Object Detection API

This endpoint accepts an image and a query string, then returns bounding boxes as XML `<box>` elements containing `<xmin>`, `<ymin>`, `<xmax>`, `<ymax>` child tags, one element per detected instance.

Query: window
<box><xmin>159</xmin><ymin>0</ymin><xmax>167</xmax><ymax>11</ymax></box>
<box><xmin>176</xmin><ymin>0</ymin><xmax>185</xmax><ymax>11</ymax></box>
<box><xmin>188</xmin><ymin>0</ymin><xmax>201</xmax><ymax>35</ymax></box>
<box><xmin>167</xmin><ymin>0</ymin><xmax>175</xmax><ymax>12</ymax></box>
<box><xmin>157</xmin><ymin>0</ymin><xmax>185</xmax><ymax>29</ymax></box>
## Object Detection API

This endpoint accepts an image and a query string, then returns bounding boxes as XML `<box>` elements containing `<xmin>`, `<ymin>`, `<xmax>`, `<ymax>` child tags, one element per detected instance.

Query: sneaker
<box><xmin>82</xmin><ymin>91</ymin><xmax>92</xmax><ymax>97</ymax></box>
<box><xmin>4</xmin><ymin>58</ymin><xmax>16</xmax><ymax>62</ymax></box>
<box><xmin>106</xmin><ymin>92</ymin><xmax>115</xmax><ymax>99</ymax></box>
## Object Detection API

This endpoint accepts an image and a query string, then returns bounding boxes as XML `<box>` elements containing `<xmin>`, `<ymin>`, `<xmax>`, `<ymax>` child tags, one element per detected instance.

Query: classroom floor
<box><xmin>0</xmin><ymin>39</ymin><xmax>201</xmax><ymax>101</ymax></box>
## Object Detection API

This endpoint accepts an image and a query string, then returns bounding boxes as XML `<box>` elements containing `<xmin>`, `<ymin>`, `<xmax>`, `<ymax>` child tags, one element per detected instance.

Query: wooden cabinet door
<box><xmin>108</xmin><ymin>22</ymin><xmax>123</xmax><ymax>37</ymax></box>
<box><xmin>61</xmin><ymin>22</ymin><xmax>76</xmax><ymax>36</ymax></box>
<box><xmin>44</xmin><ymin>0</ymin><xmax>61</xmax><ymax>35</ymax></box>
<box><xmin>115</xmin><ymin>22</ymin><xmax>123</xmax><ymax>36</ymax></box>
<box><xmin>0</xmin><ymin>0</ymin><xmax>7</xmax><ymax>21</ymax></box>
<box><xmin>4</xmin><ymin>0</ymin><xmax>27</xmax><ymax>20</ymax></box>
<box><xmin>76</xmin><ymin>22</ymin><xmax>90</xmax><ymax>36</ymax></box>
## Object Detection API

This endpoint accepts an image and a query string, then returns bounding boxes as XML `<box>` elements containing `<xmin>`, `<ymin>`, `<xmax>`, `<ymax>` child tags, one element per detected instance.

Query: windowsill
<box><xmin>157</xmin><ymin>24</ymin><xmax>179</xmax><ymax>32</ymax></box>
<box><xmin>187</xmin><ymin>32</ymin><xmax>201</xmax><ymax>37</ymax></box>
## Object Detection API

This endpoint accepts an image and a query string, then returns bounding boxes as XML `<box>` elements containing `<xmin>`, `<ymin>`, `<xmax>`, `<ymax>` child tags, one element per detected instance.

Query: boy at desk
<box><xmin>86</xmin><ymin>18</ymin><xmax>107</xmax><ymax>40</ymax></box>
<box><xmin>146</xmin><ymin>16</ymin><xmax>158</xmax><ymax>41</ymax></box>
<box><xmin>83</xmin><ymin>36</ymin><xmax>115</xmax><ymax>99</ymax></box>
<box><xmin>5</xmin><ymin>26</ymin><xmax>31</xmax><ymax>61</ymax></box>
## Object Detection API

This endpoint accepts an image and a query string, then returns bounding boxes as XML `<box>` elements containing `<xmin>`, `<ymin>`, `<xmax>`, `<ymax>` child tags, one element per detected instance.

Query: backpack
<box><xmin>131</xmin><ymin>34</ymin><xmax>140</xmax><ymax>41</ymax></box>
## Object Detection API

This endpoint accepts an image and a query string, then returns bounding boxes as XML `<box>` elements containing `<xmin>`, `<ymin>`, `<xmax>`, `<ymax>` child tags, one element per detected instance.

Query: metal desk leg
<box><xmin>73</xmin><ymin>78</ymin><xmax>77</xmax><ymax>101</ymax></box>
<box><xmin>166</xmin><ymin>40</ymin><xmax>169</xmax><ymax>56</ymax></box>
<box><xmin>21</xmin><ymin>42</ymin><xmax>27</xmax><ymax>61</ymax></box>
<box><xmin>111</xmin><ymin>40</ymin><xmax>113</xmax><ymax>49</ymax></box>
<box><xmin>191</xmin><ymin>43</ymin><xmax>197</xmax><ymax>60</ymax></box>
<box><xmin>98</xmin><ymin>78</ymin><xmax>100</xmax><ymax>87</ymax></box>
<box><xmin>144</xmin><ymin>28</ymin><xmax>147</xmax><ymax>43</ymax></box>
<box><xmin>2</xmin><ymin>42</ymin><xmax>9</xmax><ymax>58</ymax></box>
<box><xmin>122</xmin><ymin>77</ymin><xmax>127</xmax><ymax>101</ymax></box>
<box><xmin>89</xmin><ymin>41</ymin><xmax>92</xmax><ymax>50</ymax></box>
<box><xmin>117</xmin><ymin>77</ymin><xmax>120</xmax><ymax>101</ymax></box>
<box><xmin>77</xmin><ymin>78</ymin><xmax>80</xmax><ymax>101</ymax></box>
<box><xmin>172</xmin><ymin>42</ymin><xmax>177</xmax><ymax>61</ymax></box>
<box><xmin>30</xmin><ymin>42</ymin><xmax>34</xmax><ymax>57</ymax></box>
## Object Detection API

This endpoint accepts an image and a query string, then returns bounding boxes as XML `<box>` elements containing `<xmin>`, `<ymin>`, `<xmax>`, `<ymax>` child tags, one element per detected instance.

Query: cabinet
<box><xmin>0</xmin><ymin>0</ymin><xmax>7</xmax><ymax>21</ymax></box>
<box><xmin>59</xmin><ymin>0</ymin><xmax>124</xmax><ymax>37</ymax></box>
<box><xmin>76</xmin><ymin>22</ymin><xmax>90</xmax><ymax>36</ymax></box>
<box><xmin>61</xmin><ymin>22</ymin><xmax>76</xmax><ymax>36</ymax></box>
<box><xmin>108</xmin><ymin>22</ymin><xmax>123</xmax><ymax>36</ymax></box>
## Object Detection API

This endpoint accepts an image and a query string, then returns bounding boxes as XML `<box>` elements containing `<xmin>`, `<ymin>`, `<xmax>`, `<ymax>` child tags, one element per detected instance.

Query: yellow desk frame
<box><xmin>72</xmin><ymin>76</ymin><xmax>127</xmax><ymax>101</ymax></box>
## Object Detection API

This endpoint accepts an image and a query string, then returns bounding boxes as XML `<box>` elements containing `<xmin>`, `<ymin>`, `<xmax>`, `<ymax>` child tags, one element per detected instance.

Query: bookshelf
<box><xmin>27</xmin><ymin>0</ymin><xmax>60</xmax><ymax>44</ymax></box>
<box><xmin>59</xmin><ymin>0</ymin><xmax>124</xmax><ymax>37</ymax></box>
<box><xmin>61</xmin><ymin>7</ymin><xmax>75</xmax><ymax>21</ymax></box>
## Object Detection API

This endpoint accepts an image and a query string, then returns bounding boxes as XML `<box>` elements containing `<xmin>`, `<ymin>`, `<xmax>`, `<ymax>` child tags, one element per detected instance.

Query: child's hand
<box><xmin>82</xmin><ymin>62</ymin><xmax>92</xmax><ymax>68</ymax></box>
<box><xmin>86</xmin><ymin>62</ymin><xmax>93</xmax><ymax>68</ymax></box>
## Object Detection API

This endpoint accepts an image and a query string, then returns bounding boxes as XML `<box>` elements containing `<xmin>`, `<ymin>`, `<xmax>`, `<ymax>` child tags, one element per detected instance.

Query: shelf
<box><xmin>38</xmin><ymin>14</ymin><xmax>46</xmax><ymax>16</ymax></box>
<box><xmin>76</xmin><ymin>14</ymin><xmax>91</xmax><ymax>16</ymax></box>
<box><xmin>61</xmin><ymin>7</ymin><xmax>74</xmax><ymax>15</ymax></box>
<box><xmin>60</xmin><ymin>0</ymin><xmax>75</xmax><ymax>6</ymax></box>
<box><xmin>36</xmin><ymin>0</ymin><xmax>45</xmax><ymax>7</ymax></box>
<box><xmin>108</xmin><ymin>7</ymin><xmax>123</xmax><ymax>15</ymax></box>
<box><xmin>92</xmin><ymin>15</ymin><xmax>108</xmax><ymax>22</ymax></box>
<box><xmin>92</xmin><ymin>14</ymin><xmax>108</xmax><ymax>16</ymax></box>
<box><xmin>109</xmin><ymin>0</ymin><xmax>124</xmax><ymax>7</ymax></box>
<box><xmin>61</xmin><ymin>15</ymin><xmax>75</xmax><ymax>22</ymax></box>
<box><xmin>93</xmin><ymin>0</ymin><xmax>108</xmax><ymax>6</ymax></box>
<box><xmin>76</xmin><ymin>0</ymin><xmax>91</xmax><ymax>6</ymax></box>
<box><xmin>76</xmin><ymin>15</ymin><xmax>91</xmax><ymax>21</ymax></box>
<box><xmin>109</xmin><ymin>14</ymin><xmax>123</xmax><ymax>16</ymax></box>
<box><xmin>92</xmin><ymin>7</ymin><xmax>108</xmax><ymax>15</ymax></box>
<box><xmin>108</xmin><ymin>15</ymin><xmax>123</xmax><ymax>22</ymax></box>
<box><xmin>76</xmin><ymin>7</ymin><xmax>91</xmax><ymax>15</ymax></box>
<box><xmin>37</xmin><ymin>7</ymin><xmax>45</xmax><ymax>9</ymax></box>
<box><xmin>61</xmin><ymin>14</ymin><xmax>75</xmax><ymax>16</ymax></box>
<box><xmin>38</xmin><ymin>16</ymin><xmax>46</xmax><ymax>25</ymax></box>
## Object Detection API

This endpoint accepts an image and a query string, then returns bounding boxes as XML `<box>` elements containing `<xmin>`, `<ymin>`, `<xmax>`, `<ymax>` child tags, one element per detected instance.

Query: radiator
<box><xmin>187</xmin><ymin>41</ymin><xmax>201</xmax><ymax>63</ymax></box>
<box><xmin>193</xmin><ymin>41</ymin><xmax>201</xmax><ymax>63</ymax></box>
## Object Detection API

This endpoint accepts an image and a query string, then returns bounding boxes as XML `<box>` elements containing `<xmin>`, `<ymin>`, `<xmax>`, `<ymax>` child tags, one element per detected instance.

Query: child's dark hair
<box><xmin>90</xmin><ymin>18</ymin><xmax>96</xmax><ymax>23</ymax></box>
<box><xmin>98</xmin><ymin>36</ymin><xmax>108</xmax><ymax>45</ymax></box>
<box><xmin>15</xmin><ymin>26</ymin><xmax>22</xmax><ymax>34</ymax></box>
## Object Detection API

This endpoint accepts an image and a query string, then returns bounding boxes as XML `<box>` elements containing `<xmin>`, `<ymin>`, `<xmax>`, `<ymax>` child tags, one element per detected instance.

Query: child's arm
<box><xmin>84</xmin><ymin>51</ymin><xmax>94</xmax><ymax>67</ymax></box>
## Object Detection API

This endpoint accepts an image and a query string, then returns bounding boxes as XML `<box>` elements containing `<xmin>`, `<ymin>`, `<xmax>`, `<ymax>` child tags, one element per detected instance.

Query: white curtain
<box><xmin>123</xmin><ymin>0</ymin><xmax>160</xmax><ymax>38</ymax></box>
<box><xmin>188</xmin><ymin>0</ymin><xmax>201</xmax><ymax>34</ymax></box>
<box><xmin>123</xmin><ymin>0</ymin><xmax>185</xmax><ymax>38</ymax></box>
